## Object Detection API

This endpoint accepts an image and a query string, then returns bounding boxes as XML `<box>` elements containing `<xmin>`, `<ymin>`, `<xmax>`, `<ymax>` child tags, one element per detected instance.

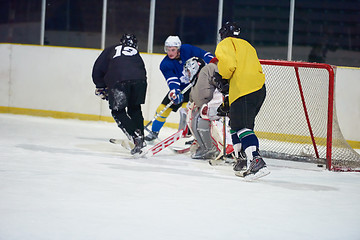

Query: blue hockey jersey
<box><xmin>160</xmin><ymin>44</ymin><xmax>213</xmax><ymax>91</ymax></box>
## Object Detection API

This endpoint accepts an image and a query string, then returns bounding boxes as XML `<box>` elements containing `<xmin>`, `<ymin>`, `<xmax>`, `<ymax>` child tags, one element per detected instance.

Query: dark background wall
<box><xmin>0</xmin><ymin>0</ymin><xmax>359</xmax><ymax>67</ymax></box>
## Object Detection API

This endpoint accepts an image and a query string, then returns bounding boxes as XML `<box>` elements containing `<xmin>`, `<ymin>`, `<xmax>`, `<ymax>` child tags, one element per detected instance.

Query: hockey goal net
<box><xmin>256</xmin><ymin>60</ymin><xmax>360</xmax><ymax>171</ymax></box>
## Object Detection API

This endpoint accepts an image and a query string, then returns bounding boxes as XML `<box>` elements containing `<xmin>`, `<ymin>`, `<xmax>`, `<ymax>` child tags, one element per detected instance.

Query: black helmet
<box><xmin>120</xmin><ymin>34</ymin><xmax>138</xmax><ymax>48</ymax></box>
<box><xmin>219</xmin><ymin>22</ymin><xmax>241</xmax><ymax>40</ymax></box>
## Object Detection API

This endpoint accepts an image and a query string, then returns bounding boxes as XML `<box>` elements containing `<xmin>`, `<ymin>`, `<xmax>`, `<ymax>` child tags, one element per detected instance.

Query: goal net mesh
<box><xmin>256</xmin><ymin>60</ymin><xmax>360</xmax><ymax>170</ymax></box>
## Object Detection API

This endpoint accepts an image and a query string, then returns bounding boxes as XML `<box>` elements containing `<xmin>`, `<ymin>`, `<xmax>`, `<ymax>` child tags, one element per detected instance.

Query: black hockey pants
<box><xmin>229</xmin><ymin>84</ymin><xmax>266</xmax><ymax>131</ymax></box>
<box><xmin>108</xmin><ymin>80</ymin><xmax>147</xmax><ymax>137</ymax></box>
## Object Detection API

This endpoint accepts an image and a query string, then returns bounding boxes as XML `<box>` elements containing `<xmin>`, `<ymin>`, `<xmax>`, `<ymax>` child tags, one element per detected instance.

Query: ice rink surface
<box><xmin>0</xmin><ymin>113</ymin><xmax>359</xmax><ymax>240</ymax></box>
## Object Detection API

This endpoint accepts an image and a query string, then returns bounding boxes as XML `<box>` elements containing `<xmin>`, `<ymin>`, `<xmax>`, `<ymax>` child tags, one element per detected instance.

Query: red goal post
<box><xmin>257</xmin><ymin>60</ymin><xmax>360</xmax><ymax>171</ymax></box>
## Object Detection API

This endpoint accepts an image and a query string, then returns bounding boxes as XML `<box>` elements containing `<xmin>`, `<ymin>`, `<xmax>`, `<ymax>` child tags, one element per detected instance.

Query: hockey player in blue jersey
<box><xmin>145</xmin><ymin>36</ymin><xmax>214</xmax><ymax>141</ymax></box>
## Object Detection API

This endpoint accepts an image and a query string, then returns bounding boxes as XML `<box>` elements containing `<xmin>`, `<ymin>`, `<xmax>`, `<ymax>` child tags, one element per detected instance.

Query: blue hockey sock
<box><xmin>231</xmin><ymin>131</ymin><xmax>241</xmax><ymax>145</ymax></box>
<box><xmin>152</xmin><ymin>119</ymin><xmax>165</xmax><ymax>133</ymax></box>
<box><xmin>237</xmin><ymin>129</ymin><xmax>260</xmax><ymax>158</ymax></box>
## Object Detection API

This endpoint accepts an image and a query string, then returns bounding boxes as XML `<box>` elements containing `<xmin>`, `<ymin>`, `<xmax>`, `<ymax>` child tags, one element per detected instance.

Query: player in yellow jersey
<box><xmin>214</xmin><ymin>22</ymin><xmax>270</xmax><ymax>180</ymax></box>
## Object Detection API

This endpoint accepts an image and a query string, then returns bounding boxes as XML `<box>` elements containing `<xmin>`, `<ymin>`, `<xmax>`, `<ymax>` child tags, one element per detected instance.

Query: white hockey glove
<box><xmin>168</xmin><ymin>89</ymin><xmax>184</xmax><ymax>105</ymax></box>
<box><xmin>200</xmin><ymin>104</ymin><xmax>210</xmax><ymax>120</ymax></box>
<box><xmin>95</xmin><ymin>87</ymin><xmax>108</xmax><ymax>100</ymax></box>
<box><xmin>200</xmin><ymin>104</ymin><xmax>221</xmax><ymax>121</ymax></box>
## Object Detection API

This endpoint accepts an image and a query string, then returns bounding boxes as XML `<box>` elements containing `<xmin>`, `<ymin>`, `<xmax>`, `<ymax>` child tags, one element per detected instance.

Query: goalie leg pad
<box><xmin>190</xmin><ymin>111</ymin><xmax>218</xmax><ymax>159</ymax></box>
<box><xmin>178</xmin><ymin>107</ymin><xmax>188</xmax><ymax>131</ymax></box>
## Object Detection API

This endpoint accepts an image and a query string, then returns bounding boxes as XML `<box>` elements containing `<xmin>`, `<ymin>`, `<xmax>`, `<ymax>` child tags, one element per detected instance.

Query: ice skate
<box><xmin>233</xmin><ymin>150</ymin><xmax>247</xmax><ymax>176</ymax></box>
<box><xmin>191</xmin><ymin>147</ymin><xmax>218</xmax><ymax>160</ymax></box>
<box><xmin>191</xmin><ymin>148</ymin><xmax>207</xmax><ymax>159</ymax></box>
<box><xmin>131</xmin><ymin>130</ymin><xmax>146</xmax><ymax>156</ymax></box>
<box><xmin>233</xmin><ymin>159</ymin><xmax>247</xmax><ymax>177</ymax></box>
<box><xmin>144</xmin><ymin>130</ymin><xmax>158</xmax><ymax>141</ymax></box>
<box><xmin>240</xmin><ymin>156</ymin><xmax>270</xmax><ymax>180</ymax></box>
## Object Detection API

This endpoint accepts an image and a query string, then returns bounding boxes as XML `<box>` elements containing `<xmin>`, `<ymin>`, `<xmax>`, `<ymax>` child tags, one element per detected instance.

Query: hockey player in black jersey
<box><xmin>92</xmin><ymin>34</ymin><xmax>147</xmax><ymax>155</ymax></box>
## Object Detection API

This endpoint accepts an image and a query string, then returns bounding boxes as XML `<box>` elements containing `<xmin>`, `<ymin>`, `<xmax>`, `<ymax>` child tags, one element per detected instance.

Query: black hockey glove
<box><xmin>95</xmin><ymin>87</ymin><xmax>108</xmax><ymax>100</ymax></box>
<box><xmin>214</xmin><ymin>72</ymin><xmax>229</xmax><ymax>95</ymax></box>
<box><xmin>217</xmin><ymin>95</ymin><xmax>230</xmax><ymax>116</ymax></box>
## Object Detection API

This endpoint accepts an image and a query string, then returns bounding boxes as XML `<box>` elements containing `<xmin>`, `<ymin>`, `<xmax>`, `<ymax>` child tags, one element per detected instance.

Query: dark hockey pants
<box><xmin>108</xmin><ymin>80</ymin><xmax>147</xmax><ymax>138</ymax></box>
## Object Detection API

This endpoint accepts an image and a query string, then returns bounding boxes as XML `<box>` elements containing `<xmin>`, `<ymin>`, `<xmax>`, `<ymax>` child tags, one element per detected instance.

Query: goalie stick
<box><xmin>208</xmin><ymin>118</ymin><xmax>236</xmax><ymax>166</ymax></box>
<box><xmin>141</xmin><ymin>128</ymin><xmax>190</xmax><ymax>157</ymax></box>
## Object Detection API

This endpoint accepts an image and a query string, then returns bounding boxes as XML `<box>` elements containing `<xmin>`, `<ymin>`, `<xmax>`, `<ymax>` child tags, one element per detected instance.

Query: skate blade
<box><xmin>225</xmin><ymin>158</ymin><xmax>236</xmax><ymax>164</ymax></box>
<box><xmin>242</xmin><ymin>167</ymin><xmax>270</xmax><ymax>181</ymax></box>
<box><xmin>120</xmin><ymin>140</ymin><xmax>135</xmax><ymax>150</ymax></box>
<box><xmin>132</xmin><ymin>149</ymin><xmax>147</xmax><ymax>158</ymax></box>
<box><xmin>209</xmin><ymin>155</ymin><xmax>236</xmax><ymax>166</ymax></box>
<box><xmin>135</xmin><ymin>147</ymin><xmax>151</xmax><ymax>158</ymax></box>
<box><xmin>209</xmin><ymin>159</ymin><xmax>226</xmax><ymax>166</ymax></box>
<box><xmin>234</xmin><ymin>170</ymin><xmax>247</xmax><ymax>177</ymax></box>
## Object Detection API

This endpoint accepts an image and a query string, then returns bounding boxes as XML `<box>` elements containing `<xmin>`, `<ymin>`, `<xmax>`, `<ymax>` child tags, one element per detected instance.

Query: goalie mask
<box><xmin>183</xmin><ymin>57</ymin><xmax>206</xmax><ymax>85</ymax></box>
<box><xmin>219</xmin><ymin>22</ymin><xmax>241</xmax><ymax>40</ymax></box>
<box><xmin>120</xmin><ymin>33</ymin><xmax>138</xmax><ymax>49</ymax></box>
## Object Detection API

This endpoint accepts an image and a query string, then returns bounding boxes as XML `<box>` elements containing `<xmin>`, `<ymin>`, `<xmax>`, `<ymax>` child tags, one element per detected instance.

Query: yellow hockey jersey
<box><xmin>215</xmin><ymin>37</ymin><xmax>265</xmax><ymax>105</ymax></box>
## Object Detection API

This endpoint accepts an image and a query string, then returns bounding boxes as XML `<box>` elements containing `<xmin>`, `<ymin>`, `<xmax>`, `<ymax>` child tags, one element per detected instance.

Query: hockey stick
<box><xmin>110</xmin><ymin>138</ymin><xmax>190</xmax><ymax>154</ymax></box>
<box><xmin>144</xmin><ymin>82</ymin><xmax>194</xmax><ymax>131</ymax></box>
<box><xmin>209</xmin><ymin>118</ymin><xmax>236</xmax><ymax>165</ymax></box>
<box><xmin>140</xmin><ymin>128</ymin><xmax>189</xmax><ymax>157</ymax></box>
<box><xmin>222</xmin><ymin>116</ymin><xmax>226</xmax><ymax>157</ymax></box>
<box><xmin>111</xmin><ymin>83</ymin><xmax>194</xmax><ymax>155</ymax></box>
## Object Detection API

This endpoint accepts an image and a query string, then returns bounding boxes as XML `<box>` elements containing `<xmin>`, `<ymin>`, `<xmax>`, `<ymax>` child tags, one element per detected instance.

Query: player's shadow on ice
<box><xmin>16</xmin><ymin>143</ymin><xmax>131</xmax><ymax>159</ymax></box>
<box><xmin>262</xmin><ymin>179</ymin><xmax>337</xmax><ymax>191</ymax></box>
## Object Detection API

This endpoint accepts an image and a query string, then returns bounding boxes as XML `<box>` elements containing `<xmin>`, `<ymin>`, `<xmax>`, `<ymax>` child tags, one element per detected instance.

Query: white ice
<box><xmin>0</xmin><ymin>113</ymin><xmax>359</xmax><ymax>240</ymax></box>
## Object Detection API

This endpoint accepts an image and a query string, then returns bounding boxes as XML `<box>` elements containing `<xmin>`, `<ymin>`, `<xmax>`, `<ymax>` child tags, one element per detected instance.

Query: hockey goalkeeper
<box><xmin>184</xmin><ymin>57</ymin><xmax>233</xmax><ymax>159</ymax></box>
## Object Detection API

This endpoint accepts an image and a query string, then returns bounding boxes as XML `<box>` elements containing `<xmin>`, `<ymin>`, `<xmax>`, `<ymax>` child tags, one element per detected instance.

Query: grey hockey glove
<box><xmin>214</xmin><ymin>72</ymin><xmax>229</xmax><ymax>95</ymax></box>
<box><xmin>95</xmin><ymin>87</ymin><xmax>108</xmax><ymax>100</ymax></box>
